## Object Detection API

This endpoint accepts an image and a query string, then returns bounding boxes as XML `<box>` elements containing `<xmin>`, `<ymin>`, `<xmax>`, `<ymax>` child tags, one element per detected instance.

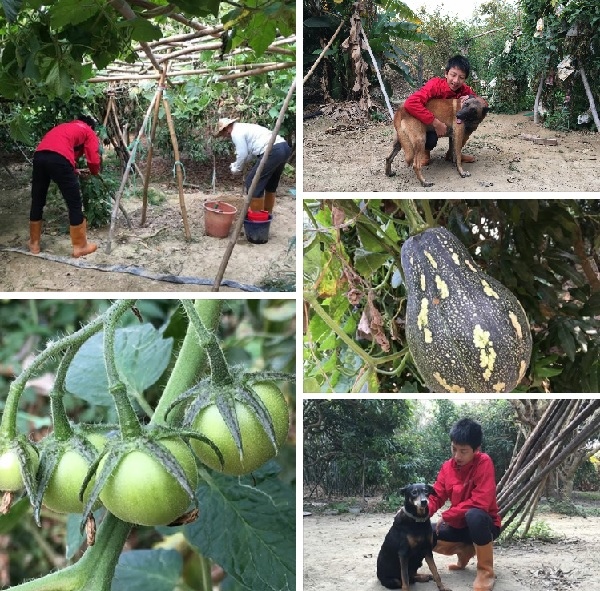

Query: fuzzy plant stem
<box><xmin>49</xmin><ymin>346</ymin><xmax>78</xmax><ymax>442</ymax></box>
<box><xmin>102</xmin><ymin>300</ymin><xmax>141</xmax><ymax>438</ymax></box>
<box><xmin>8</xmin><ymin>513</ymin><xmax>132</xmax><ymax>591</ymax></box>
<box><xmin>399</xmin><ymin>200</ymin><xmax>428</xmax><ymax>234</ymax></box>
<box><xmin>0</xmin><ymin>301</ymin><xmax>129</xmax><ymax>440</ymax></box>
<box><xmin>151</xmin><ymin>300</ymin><xmax>224</xmax><ymax>425</ymax></box>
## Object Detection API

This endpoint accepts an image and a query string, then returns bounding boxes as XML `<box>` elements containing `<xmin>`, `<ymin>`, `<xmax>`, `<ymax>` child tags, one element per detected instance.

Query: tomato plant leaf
<box><xmin>185</xmin><ymin>468</ymin><xmax>295</xmax><ymax>591</ymax></box>
<box><xmin>111</xmin><ymin>549</ymin><xmax>182</xmax><ymax>591</ymax></box>
<box><xmin>65</xmin><ymin>325</ymin><xmax>173</xmax><ymax>406</ymax></box>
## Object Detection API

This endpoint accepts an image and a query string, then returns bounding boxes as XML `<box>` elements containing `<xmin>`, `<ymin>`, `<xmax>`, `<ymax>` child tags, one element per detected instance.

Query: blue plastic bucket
<box><xmin>243</xmin><ymin>214</ymin><xmax>273</xmax><ymax>244</ymax></box>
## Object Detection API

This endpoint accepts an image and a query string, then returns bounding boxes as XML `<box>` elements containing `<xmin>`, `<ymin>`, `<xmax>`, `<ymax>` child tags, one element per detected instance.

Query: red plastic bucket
<box><xmin>246</xmin><ymin>210</ymin><xmax>269</xmax><ymax>222</ymax></box>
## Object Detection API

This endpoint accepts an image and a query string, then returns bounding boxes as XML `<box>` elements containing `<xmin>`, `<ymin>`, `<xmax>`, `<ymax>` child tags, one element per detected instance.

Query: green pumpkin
<box><xmin>401</xmin><ymin>227</ymin><xmax>532</xmax><ymax>393</ymax></box>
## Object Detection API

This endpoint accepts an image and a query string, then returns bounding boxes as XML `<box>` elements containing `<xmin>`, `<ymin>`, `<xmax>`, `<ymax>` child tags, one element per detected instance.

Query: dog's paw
<box><xmin>460</xmin><ymin>171</ymin><xmax>471</xmax><ymax>178</ymax></box>
<box><xmin>422</xmin><ymin>181</ymin><xmax>434</xmax><ymax>187</ymax></box>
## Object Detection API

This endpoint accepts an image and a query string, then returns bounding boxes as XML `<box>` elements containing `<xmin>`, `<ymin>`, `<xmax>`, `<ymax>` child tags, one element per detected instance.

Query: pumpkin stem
<box><xmin>399</xmin><ymin>200</ymin><xmax>428</xmax><ymax>234</ymax></box>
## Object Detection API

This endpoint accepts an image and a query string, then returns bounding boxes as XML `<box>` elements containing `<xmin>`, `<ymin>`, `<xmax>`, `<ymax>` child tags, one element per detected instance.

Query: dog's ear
<box><xmin>426</xmin><ymin>485</ymin><xmax>436</xmax><ymax>497</ymax></box>
<box><xmin>399</xmin><ymin>485</ymin><xmax>408</xmax><ymax>496</ymax></box>
<box><xmin>482</xmin><ymin>107</ymin><xmax>490</xmax><ymax>116</ymax></box>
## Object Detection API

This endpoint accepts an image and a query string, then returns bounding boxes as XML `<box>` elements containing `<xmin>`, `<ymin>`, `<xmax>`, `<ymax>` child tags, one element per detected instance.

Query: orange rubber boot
<box><xmin>70</xmin><ymin>220</ymin><xmax>97</xmax><ymax>258</ymax></box>
<box><xmin>29</xmin><ymin>221</ymin><xmax>42</xmax><ymax>254</ymax></box>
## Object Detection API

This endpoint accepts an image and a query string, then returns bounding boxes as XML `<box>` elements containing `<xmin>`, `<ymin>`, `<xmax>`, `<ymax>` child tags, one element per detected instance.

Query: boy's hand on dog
<box><xmin>432</xmin><ymin>118</ymin><xmax>448</xmax><ymax>137</ymax></box>
<box><xmin>436</xmin><ymin>519</ymin><xmax>444</xmax><ymax>534</ymax></box>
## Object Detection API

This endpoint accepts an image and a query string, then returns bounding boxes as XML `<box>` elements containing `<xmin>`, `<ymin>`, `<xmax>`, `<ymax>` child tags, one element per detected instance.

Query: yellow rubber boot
<box><xmin>473</xmin><ymin>542</ymin><xmax>495</xmax><ymax>591</ymax></box>
<box><xmin>249</xmin><ymin>193</ymin><xmax>265</xmax><ymax>211</ymax></box>
<box><xmin>29</xmin><ymin>221</ymin><xmax>42</xmax><ymax>254</ymax></box>
<box><xmin>264</xmin><ymin>191</ymin><xmax>276</xmax><ymax>214</ymax></box>
<box><xmin>70</xmin><ymin>220</ymin><xmax>97</xmax><ymax>258</ymax></box>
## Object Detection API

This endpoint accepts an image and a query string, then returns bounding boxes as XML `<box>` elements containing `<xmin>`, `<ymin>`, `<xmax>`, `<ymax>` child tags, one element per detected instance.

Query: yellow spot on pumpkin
<box><xmin>481</xmin><ymin>280</ymin><xmax>500</xmax><ymax>299</ymax></box>
<box><xmin>424</xmin><ymin>251</ymin><xmax>438</xmax><ymax>269</ymax></box>
<box><xmin>473</xmin><ymin>325</ymin><xmax>496</xmax><ymax>380</ymax></box>
<box><xmin>433</xmin><ymin>372</ymin><xmax>466</xmax><ymax>393</ymax></box>
<box><xmin>508</xmin><ymin>311</ymin><xmax>523</xmax><ymax>339</ymax></box>
<box><xmin>465</xmin><ymin>259</ymin><xmax>478</xmax><ymax>273</ymax></box>
<box><xmin>435</xmin><ymin>275</ymin><xmax>449</xmax><ymax>299</ymax></box>
<box><xmin>420</xmin><ymin>274</ymin><xmax>426</xmax><ymax>291</ymax></box>
<box><xmin>493</xmin><ymin>382</ymin><xmax>506</xmax><ymax>392</ymax></box>
<box><xmin>518</xmin><ymin>360</ymin><xmax>527</xmax><ymax>381</ymax></box>
<box><xmin>452</xmin><ymin>252</ymin><xmax>460</xmax><ymax>265</ymax></box>
<box><xmin>417</xmin><ymin>298</ymin><xmax>429</xmax><ymax>330</ymax></box>
<box><xmin>424</xmin><ymin>328</ymin><xmax>433</xmax><ymax>344</ymax></box>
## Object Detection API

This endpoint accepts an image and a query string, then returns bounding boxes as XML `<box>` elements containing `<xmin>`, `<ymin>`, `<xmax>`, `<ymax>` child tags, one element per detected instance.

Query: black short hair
<box><xmin>77</xmin><ymin>115</ymin><xmax>97</xmax><ymax>130</ymax></box>
<box><xmin>450</xmin><ymin>418</ymin><xmax>482</xmax><ymax>450</ymax></box>
<box><xmin>446</xmin><ymin>55</ymin><xmax>471</xmax><ymax>79</ymax></box>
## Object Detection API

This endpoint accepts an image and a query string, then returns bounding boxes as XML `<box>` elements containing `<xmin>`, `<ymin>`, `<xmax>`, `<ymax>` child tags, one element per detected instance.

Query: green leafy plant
<box><xmin>0</xmin><ymin>299</ymin><xmax>295</xmax><ymax>590</ymax></box>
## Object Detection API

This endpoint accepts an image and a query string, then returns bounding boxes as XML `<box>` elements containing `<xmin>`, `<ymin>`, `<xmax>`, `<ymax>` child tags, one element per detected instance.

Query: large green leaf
<box><xmin>49</xmin><ymin>0</ymin><xmax>101</xmax><ymax>29</ymax></box>
<box><xmin>171</xmin><ymin>0</ymin><xmax>221</xmax><ymax>17</ymax></box>
<box><xmin>184</xmin><ymin>465</ymin><xmax>295</xmax><ymax>591</ymax></box>
<box><xmin>65</xmin><ymin>325</ymin><xmax>173</xmax><ymax>406</ymax></box>
<box><xmin>112</xmin><ymin>549</ymin><xmax>182</xmax><ymax>591</ymax></box>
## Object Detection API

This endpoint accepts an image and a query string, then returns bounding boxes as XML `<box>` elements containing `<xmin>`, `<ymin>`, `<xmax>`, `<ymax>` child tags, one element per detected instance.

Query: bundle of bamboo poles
<box><xmin>497</xmin><ymin>399</ymin><xmax>600</xmax><ymax>539</ymax></box>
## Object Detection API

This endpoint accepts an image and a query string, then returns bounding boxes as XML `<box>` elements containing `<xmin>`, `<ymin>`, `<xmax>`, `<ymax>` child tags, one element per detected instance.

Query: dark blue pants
<box><xmin>433</xmin><ymin>508</ymin><xmax>500</xmax><ymax>546</ymax></box>
<box><xmin>31</xmin><ymin>151</ymin><xmax>84</xmax><ymax>226</ymax></box>
<box><xmin>245</xmin><ymin>141</ymin><xmax>292</xmax><ymax>198</ymax></box>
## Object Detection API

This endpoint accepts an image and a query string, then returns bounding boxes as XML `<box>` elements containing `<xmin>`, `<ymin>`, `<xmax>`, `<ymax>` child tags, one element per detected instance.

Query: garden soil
<box><xmin>302</xmin><ymin>109</ymin><xmax>600</xmax><ymax>192</ymax></box>
<box><xmin>303</xmin><ymin>507</ymin><xmax>600</xmax><ymax>591</ymax></box>
<box><xmin>0</xmin><ymin>163</ymin><xmax>296</xmax><ymax>292</ymax></box>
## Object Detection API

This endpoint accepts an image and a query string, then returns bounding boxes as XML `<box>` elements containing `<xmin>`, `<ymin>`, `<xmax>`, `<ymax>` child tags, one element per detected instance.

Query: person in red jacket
<box><xmin>29</xmin><ymin>115</ymin><xmax>102</xmax><ymax>257</ymax></box>
<box><xmin>429</xmin><ymin>418</ymin><xmax>500</xmax><ymax>591</ymax></box>
<box><xmin>404</xmin><ymin>55</ymin><xmax>483</xmax><ymax>166</ymax></box>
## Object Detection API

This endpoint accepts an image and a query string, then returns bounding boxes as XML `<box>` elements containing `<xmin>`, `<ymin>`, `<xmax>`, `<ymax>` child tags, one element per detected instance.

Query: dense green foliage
<box><xmin>0</xmin><ymin>0</ymin><xmax>296</xmax><ymax>149</ymax></box>
<box><xmin>0</xmin><ymin>299</ymin><xmax>295</xmax><ymax>589</ymax></box>
<box><xmin>304</xmin><ymin>399</ymin><xmax>599</xmax><ymax>503</ymax></box>
<box><xmin>304</xmin><ymin>399</ymin><xmax>519</xmax><ymax>497</ymax></box>
<box><xmin>304</xmin><ymin>199</ymin><xmax>600</xmax><ymax>393</ymax></box>
<box><xmin>303</xmin><ymin>0</ymin><xmax>599</xmax><ymax>130</ymax></box>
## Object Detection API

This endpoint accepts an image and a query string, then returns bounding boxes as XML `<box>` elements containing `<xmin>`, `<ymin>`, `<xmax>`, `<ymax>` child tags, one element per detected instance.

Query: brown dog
<box><xmin>385</xmin><ymin>95</ymin><xmax>489</xmax><ymax>187</ymax></box>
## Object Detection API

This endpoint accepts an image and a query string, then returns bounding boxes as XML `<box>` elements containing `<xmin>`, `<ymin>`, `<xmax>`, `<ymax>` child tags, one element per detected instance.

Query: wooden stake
<box><xmin>162</xmin><ymin>87</ymin><xmax>191</xmax><ymax>241</ymax></box>
<box><xmin>142</xmin><ymin>65</ymin><xmax>169</xmax><ymax>225</ymax></box>
<box><xmin>105</xmin><ymin>92</ymin><xmax>158</xmax><ymax>254</ymax></box>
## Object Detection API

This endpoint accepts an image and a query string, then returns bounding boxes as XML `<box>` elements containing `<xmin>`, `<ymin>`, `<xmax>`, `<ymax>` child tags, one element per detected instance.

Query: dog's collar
<box><xmin>399</xmin><ymin>508</ymin><xmax>430</xmax><ymax>523</ymax></box>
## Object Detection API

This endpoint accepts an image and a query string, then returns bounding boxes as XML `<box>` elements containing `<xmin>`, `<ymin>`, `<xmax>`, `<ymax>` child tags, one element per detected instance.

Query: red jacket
<box><xmin>404</xmin><ymin>77</ymin><xmax>476</xmax><ymax>125</ymax></box>
<box><xmin>36</xmin><ymin>120</ymin><xmax>101</xmax><ymax>174</ymax></box>
<box><xmin>428</xmin><ymin>452</ymin><xmax>501</xmax><ymax>529</ymax></box>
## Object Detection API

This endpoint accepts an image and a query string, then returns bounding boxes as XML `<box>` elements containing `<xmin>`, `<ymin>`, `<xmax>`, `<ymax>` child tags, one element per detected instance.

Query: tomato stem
<box><xmin>181</xmin><ymin>300</ymin><xmax>234</xmax><ymax>387</ymax></box>
<box><xmin>103</xmin><ymin>300</ymin><xmax>142</xmax><ymax>438</ymax></box>
<box><xmin>49</xmin><ymin>346</ymin><xmax>78</xmax><ymax>442</ymax></box>
<box><xmin>0</xmin><ymin>303</ymin><xmax>117</xmax><ymax>440</ymax></box>
<box><xmin>151</xmin><ymin>300</ymin><xmax>223</xmax><ymax>425</ymax></box>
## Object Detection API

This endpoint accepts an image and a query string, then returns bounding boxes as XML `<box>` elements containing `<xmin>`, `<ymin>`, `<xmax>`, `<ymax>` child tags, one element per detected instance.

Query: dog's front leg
<box><xmin>399</xmin><ymin>555</ymin><xmax>411</xmax><ymax>591</ymax></box>
<box><xmin>424</xmin><ymin>555</ymin><xmax>451</xmax><ymax>591</ymax></box>
<box><xmin>453</xmin><ymin>126</ymin><xmax>470</xmax><ymax>178</ymax></box>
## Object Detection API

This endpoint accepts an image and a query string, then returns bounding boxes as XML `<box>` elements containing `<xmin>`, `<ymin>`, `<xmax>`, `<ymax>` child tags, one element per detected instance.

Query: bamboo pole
<box><xmin>105</xmin><ymin>92</ymin><xmax>158</xmax><ymax>254</ymax></box>
<box><xmin>141</xmin><ymin>65</ymin><xmax>169</xmax><ymax>225</ymax></box>
<box><xmin>161</xmin><ymin>85</ymin><xmax>191</xmax><ymax>241</ymax></box>
<box><xmin>211</xmin><ymin>76</ymin><xmax>297</xmax><ymax>291</ymax></box>
<box><xmin>88</xmin><ymin>62</ymin><xmax>294</xmax><ymax>83</ymax></box>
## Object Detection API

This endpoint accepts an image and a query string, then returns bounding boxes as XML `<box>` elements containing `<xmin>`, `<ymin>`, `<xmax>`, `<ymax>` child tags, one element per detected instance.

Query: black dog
<box><xmin>377</xmin><ymin>484</ymin><xmax>450</xmax><ymax>591</ymax></box>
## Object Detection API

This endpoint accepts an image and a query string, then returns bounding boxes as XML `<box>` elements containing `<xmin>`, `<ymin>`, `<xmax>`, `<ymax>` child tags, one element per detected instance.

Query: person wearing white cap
<box><xmin>215</xmin><ymin>118</ymin><xmax>292</xmax><ymax>213</ymax></box>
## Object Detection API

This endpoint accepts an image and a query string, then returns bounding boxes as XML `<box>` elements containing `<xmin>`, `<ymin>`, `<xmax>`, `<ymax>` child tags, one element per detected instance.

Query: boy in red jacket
<box><xmin>429</xmin><ymin>418</ymin><xmax>501</xmax><ymax>591</ymax></box>
<box><xmin>404</xmin><ymin>55</ymin><xmax>482</xmax><ymax>166</ymax></box>
<box><xmin>29</xmin><ymin>114</ymin><xmax>102</xmax><ymax>257</ymax></box>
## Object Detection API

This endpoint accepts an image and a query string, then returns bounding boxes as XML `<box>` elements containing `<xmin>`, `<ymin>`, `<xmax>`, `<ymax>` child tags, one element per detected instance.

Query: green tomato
<box><xmin>43</xmin><ymin>450</ymin><xmax>96</xmax><ymax>514</ymax></box>
<box><xmin>190</xmin><ymin>382</ymin><xmax>290</xmax><ymax>475</ymax></box>
<box><xmin>0</xmin><ymin>443</ymin><xmax>39</xmax><ymax>492</ymax></box>
<box><xmin>99</xmin><ymin>437</ymin><xmax>198</xmax><ymax>526</ymax></box>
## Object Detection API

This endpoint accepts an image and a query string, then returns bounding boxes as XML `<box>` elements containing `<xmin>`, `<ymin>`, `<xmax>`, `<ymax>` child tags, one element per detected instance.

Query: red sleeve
<box><xmin>403</xmin><ymin>78</ymin><xmax>443</xmax><ymax>125</ymax></box>
<box><xmin>83</xmin><ymin>129</ymin><xmax>102</xmax><ymax>175</ymax></box>
<box><xmin>441</xmin><ymin>456</ymin><xmax>497</xmax><ymax>528</ymax></box>
<box><xmin>428</xmin><ymin>462</ymin><xmax>449</xmax><ymax>516</ymax></box>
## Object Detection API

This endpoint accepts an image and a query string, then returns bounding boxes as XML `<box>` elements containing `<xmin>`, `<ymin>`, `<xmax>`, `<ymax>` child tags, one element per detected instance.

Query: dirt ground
<box><xmin>0</xmin><ymin>162</ymin><xmax>296</xmax><ymax>292</ymax></box>
<box><xmin>303</xmin><ymin>505</ymin><xmax>600</xmax><ymax>591</ymax></box>
<box><xmin>302</xmin><ymin>110</ymin><xmax>600</xmax><ymax>192</ymax></box>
